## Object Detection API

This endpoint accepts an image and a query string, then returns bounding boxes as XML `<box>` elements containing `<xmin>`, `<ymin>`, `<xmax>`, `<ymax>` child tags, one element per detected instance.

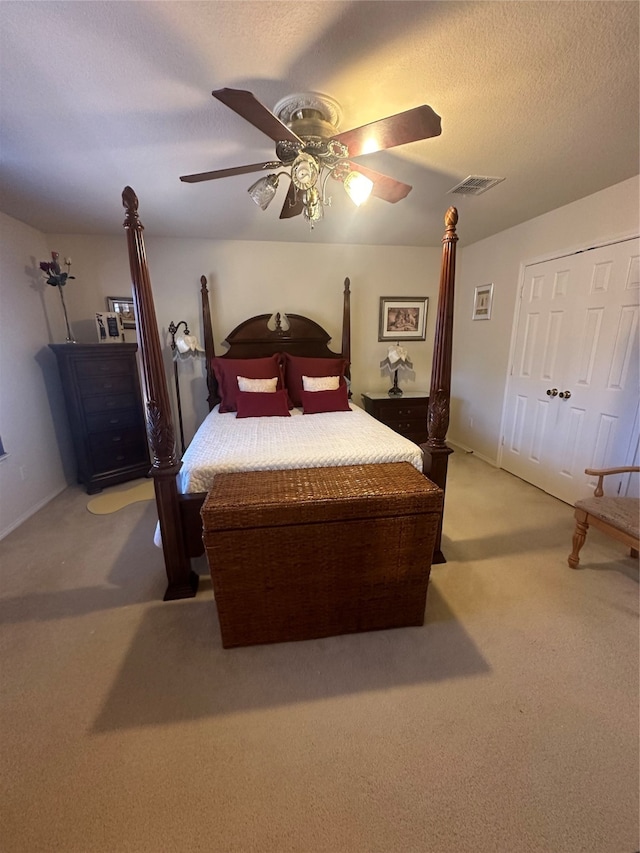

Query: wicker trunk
<box><xmin>202</xmin><ymin>462</ymin><xmax>444</xmax><ymax>648</ymax></box>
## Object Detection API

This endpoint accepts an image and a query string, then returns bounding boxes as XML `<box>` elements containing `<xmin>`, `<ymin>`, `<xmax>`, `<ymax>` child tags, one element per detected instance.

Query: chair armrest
<box><xmin>584</xmin><ymin>466</ymin><xmax>640</xmax><ymax>497</ymax></box>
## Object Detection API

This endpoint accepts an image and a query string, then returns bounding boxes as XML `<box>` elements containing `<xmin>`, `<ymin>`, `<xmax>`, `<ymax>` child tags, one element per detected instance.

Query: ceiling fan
<box><xmin>180</xmin><ymin>88</ymin><xmax>442</xmax><ymax>227</ymax></box>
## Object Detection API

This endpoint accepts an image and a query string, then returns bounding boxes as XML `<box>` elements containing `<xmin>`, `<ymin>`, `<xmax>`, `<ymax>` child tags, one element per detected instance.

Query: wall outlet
<box><xmin>469</xmin><ymin>417</ymin><xmax>474</xmax><ymax>429</ymax></box>
<box><xmin>19</xmin><ymin>465</ymin><xmax>27</xmax><ymax>482</ymax></box>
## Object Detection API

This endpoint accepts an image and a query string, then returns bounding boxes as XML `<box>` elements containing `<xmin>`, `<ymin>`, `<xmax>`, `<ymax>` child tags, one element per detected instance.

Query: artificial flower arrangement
<box><xmin>40</xmin><ymin>251</ymin><xmax>76</xmax><ymax>342</ymax></box>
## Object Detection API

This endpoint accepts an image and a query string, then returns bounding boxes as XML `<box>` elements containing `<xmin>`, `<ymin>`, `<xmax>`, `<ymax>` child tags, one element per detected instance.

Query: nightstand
<box><xmin>361</xmin><ymin>392</ymin><xmax>429</xmax><ymax>444</ymax></box>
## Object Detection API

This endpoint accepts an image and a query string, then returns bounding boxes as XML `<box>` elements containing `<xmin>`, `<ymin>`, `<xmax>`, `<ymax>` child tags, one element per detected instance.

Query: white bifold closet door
<box><xmin>501</xmin><ymin>237</ymin><xmax>639</xmax><ymax>506</ymax></box>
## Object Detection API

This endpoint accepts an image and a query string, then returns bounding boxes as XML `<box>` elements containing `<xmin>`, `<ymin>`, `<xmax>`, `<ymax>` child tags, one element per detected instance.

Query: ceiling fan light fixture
<box><xmin>290</xmin><ymin>152</ymin><xmax>320</xmax><ymax>191</ymax></box>
<box><xmin>303</xmin><ymin>187</ymin><xmax>323</xmax><ymax>224</ymax></box>
<box><xmin>343</xmin><ymin>171</ymin><xmax>374</xmax><ymax>207</ymax></box>
<box><xmin>247</xmin><ymin>174</ymin><xmax>280</xmax><ymax>210</ymax></box>
<box><xmin>182</xmin><ymin>88</ymin><xmax>438</xmax><ymax>226</ymax></box>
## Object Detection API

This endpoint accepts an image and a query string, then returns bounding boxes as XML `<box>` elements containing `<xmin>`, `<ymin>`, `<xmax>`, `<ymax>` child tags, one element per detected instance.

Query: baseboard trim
<box><xmin>0</xmin><ymin>484</ymin><xmax>68</xmax><ymax>541</ymax></box>
<box><xmin>447</xmin><ymin>441</ymin><xmax>498</xmax><ymax>468</ymax></box>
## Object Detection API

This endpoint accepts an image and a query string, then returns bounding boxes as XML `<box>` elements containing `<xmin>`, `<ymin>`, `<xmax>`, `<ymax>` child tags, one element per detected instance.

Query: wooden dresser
<box><xmin>50</xmin><ymin>344</ymin><xmax>150</xmax><ymax>494</ymax></box>
<box><xmin>361</xmin><ymin>391</ymin><xmax>429</xmax><ymax>445</ymax></box>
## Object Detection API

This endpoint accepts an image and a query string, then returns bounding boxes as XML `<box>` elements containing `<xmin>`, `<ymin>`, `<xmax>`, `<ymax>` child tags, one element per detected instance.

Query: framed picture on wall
<box><xmin>472</xmin><ymin>284</ymin><xmax>494</xmax><ymax>320</ymax></box>
<box><xmin>378</xmin><ymin>297</ymin><xmax>428</xmax><ymax>341</ymax></box>
<box><xmin>107</xmin><ymin>296</ymin><xmax>136</xmax><ymax>329</ymax></box>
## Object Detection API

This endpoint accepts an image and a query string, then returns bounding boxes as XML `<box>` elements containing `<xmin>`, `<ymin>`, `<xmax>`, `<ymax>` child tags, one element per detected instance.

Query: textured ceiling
<box><xmin>0</xmin><ymin>1</ymin><xmax>638</xmax><ymax>247</ymax></box>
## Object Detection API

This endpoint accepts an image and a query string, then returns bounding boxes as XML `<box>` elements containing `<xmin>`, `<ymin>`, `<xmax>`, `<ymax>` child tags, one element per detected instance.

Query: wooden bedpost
<box><xmin>342</xmin><ymin>277</ymin><xmax>351</xmax><ymax>387</ymax></box>
<box><xmin>200</xmin><ymin>275</ymin><xmax>216</xmax><ymax>412</ymax></box>
<box><xmin>423</xmin><ymin>206</ymin><xmax>458</xmax><ymax>563</ymax></box>
<box><xmin>122</xmin><ymin>187</ymin><xmax>199</xmax><ymax>600</ymax></box>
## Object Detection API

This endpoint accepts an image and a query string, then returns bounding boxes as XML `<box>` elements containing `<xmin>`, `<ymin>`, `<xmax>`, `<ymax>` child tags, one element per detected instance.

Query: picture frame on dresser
<box><xmin>95</xmin><ymin>311</ymin><xmax>122</xmax><ymax>343</ymax></box>
<box><xmin>107</xmin><ymin>296</ymin><xmax>136</xmax><ymax>330</ymax></box>
<box><xmin>378</xmin><ymin>297</ymin><xmax>428</xmax><ymax>341</ymax></box>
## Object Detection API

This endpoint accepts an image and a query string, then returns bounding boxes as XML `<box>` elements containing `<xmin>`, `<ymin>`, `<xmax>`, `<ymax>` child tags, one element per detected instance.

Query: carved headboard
<box><xmin>204</xmin><ymin>276</ymin><xmax>352</xmax><ymax>410</ymax></box>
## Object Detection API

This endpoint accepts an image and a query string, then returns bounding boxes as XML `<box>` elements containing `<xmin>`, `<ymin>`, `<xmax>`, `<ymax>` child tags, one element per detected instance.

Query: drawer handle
<box><xmin>103</xmin><ymin>382</ymin><xmax>113</xmax><ymax>389</ymax></box>
<box><xmin>109</xmin><ymin>418</ymin><xmax>120</xmax><ymax>424</ymax></box>
<box><xmin>112</xmin><ymin>436</ymin><xmax>122</xmax><ymax>443</ymax></box>
<box><xmin>116</xmin><ymin>454</ymin><xmax>125</xmax><ymax>461</ymax></box>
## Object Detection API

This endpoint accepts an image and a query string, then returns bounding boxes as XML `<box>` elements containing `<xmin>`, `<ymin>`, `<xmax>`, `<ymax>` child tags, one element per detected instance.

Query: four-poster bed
<box><xmin>122</xmin><ymin>187</ymin><xmax>458</xmax><ymax>601</ymax></box>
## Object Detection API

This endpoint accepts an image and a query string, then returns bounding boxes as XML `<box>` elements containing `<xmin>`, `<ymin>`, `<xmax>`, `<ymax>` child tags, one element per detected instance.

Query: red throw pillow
<box><xmin>283</xmin><ymin>353</ymin><xmax>348</xmax><ymax>408</ymax></box>
<box><xmin>236</xmin><ymin>390</ymin><xmax>291</xmax><ymax>418</ymax></box>
<box><xmin>301</xmin><ymin>385</ymin><xmax>351</xmax><ymax>414</ymax></box>
<box><xmin>212</xmin><ymin>355</ymin><xmax>283</xmax><ymax>413</ymax></box>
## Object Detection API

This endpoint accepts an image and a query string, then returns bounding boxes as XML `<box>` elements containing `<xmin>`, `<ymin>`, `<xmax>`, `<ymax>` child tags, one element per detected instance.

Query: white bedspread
<box><xmin>177</xmin><ymin>402</ymin><xmax>423</xmax><ymax>494</ymax></box>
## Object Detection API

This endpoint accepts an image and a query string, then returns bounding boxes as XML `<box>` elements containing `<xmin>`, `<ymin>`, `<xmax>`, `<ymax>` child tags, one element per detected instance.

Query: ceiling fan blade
<box><xmin>346</xmin><ymin>163</ymin><xmax>413</xmax><ymax>203</ymax></box>
<box><xmin>180</xmin><ymin>161</ymin><xmax>282</xmax><ymax>183</ymax></box>
<box><xmin>212</xmin><ymin>88</ymin><xmax>303</xmax><ymax>145</ymax></box>
<box><xmin>333</xmin><ymin>105</ymin><xmax>441</xmax><ymax>158</ymax></box>
<box><xmin>279</xmin><ymin>181</ymin><xmax>304</xmax><ymax>219</ymax></box>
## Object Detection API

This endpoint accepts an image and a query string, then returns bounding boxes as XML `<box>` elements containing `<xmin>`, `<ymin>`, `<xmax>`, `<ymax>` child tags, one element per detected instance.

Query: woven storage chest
<box><xmin>202</xmin><ymin>462</ymin><xmax>443</xmax><ymax>648</ymax></box>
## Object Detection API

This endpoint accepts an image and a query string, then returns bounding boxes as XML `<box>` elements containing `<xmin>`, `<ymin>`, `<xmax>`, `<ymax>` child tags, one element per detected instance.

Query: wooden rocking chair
<box><xmin>568</xmin><ymin>467</ymin><xmax>640</xmax><ymax>568</ymax></box>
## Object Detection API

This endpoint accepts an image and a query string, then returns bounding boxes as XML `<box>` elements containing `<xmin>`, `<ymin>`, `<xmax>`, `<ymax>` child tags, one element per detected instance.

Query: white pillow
<box><xmin>302</xmin><ymin>374</ymin><xmax>341</xmax><ymax>392</ymax></box>
<box><xmin>237</xmin><ymin>376</ymin><xmax>278</xmax><ymax>393</ymax></box>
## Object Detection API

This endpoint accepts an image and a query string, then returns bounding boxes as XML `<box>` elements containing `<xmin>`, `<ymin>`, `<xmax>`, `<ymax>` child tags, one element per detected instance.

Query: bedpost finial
<box><xmin>122</xmin><ymin>186</ymin><xmax>143</xmax><ymax>229</ymax></box>
<box><xmin>200</xmin><ymin>275</ymin><xmax>208</xmax><ymax>292</ymax></box>
<box><xmin>122</xmin><ymin>186</ymin><xmax>138</xmax><ymax>212</ymax></box>
<box><xmin>442</xmin><ymin>207</ymin><xmax>459</xmax><ymax>244</ymax></box>
<box><xmin>445</xmin><ymin>207</ymin><xmax>458</xmax><ymax>229</ymax></box>
<box><xmin>344</xmin><ymin>277</ymin><xmax>351</xmax><ymax>293</ymax></box>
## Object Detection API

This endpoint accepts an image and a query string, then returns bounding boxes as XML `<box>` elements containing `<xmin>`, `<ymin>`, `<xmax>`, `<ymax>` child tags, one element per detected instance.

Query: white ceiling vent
<box><xmin>448</xmin><ymin>175</ymin><xmax>505</xmax><ymax>196</ymax></box>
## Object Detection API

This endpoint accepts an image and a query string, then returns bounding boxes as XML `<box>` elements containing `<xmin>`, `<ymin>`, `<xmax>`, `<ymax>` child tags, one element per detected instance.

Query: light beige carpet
<box><xmin>1</xmin><ymin>452</ymin><xmax>638</xmax><ymax>853</ymax></box>
<box><xmin>86</xmin><ymin>479</ymin><xmax>154</xmax><ymax>514</ymax></box>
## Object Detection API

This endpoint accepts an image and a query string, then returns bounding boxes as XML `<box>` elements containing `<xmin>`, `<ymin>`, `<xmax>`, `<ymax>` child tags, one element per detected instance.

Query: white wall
<box><xmin>450</xmin><ymin>176</ymin><xmax>640</xmax><ymax>464</ymax></box>
<box><xmin>46</xmin><ymin>231</ymin><xmax>442</xmax><ymax>445</ymax></box>
<box><xmin>0</xmin><ymin>213</ymin><xmax>73</xmax><ymax>538</ymax></box>
<box><xmin>5</xmin><ymin>175</ymin><xmax>637</xmax><ymax>535</ymax></box>
<box><xmin>1</xmin><ymin>210</ymin><xmax>441</xmax><ymax>537</ymax></box>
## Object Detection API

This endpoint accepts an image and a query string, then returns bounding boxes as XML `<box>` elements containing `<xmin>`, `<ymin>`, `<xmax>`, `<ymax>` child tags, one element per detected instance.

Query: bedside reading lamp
<box><xmin>168</xmin><ymin>320</ymin><xmax>204</xmax><ymax>454</ymax></box>
<box><xmin>380</xmin><ymin>344</ymin><xmax>413</xmax><ymax>397</ymax></box>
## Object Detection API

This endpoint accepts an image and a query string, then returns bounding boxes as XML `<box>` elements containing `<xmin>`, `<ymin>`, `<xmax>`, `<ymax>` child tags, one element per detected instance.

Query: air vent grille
<box><xmin>448</xmin><ymin>175</ymin><xmax>505</xmax><ymax>196</ymax></box>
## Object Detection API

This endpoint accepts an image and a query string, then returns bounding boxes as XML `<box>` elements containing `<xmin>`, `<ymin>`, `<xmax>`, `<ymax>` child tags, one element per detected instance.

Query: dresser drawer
<box><xmin>89</xmin><ymin>427</ymin><xmax>145</xmax><ymax>454</ymax></box>
<box><xmin>383</xmin><ymin>416</ymin><xmax>427</xmax><ymax>435</ymax></box>
<box><xmin>85</xmin><ymin>409</ymin><xmax>140</xmax><ymax>433</ymax></box>
<box><xmin>79</xmin><ymin>374</ymin><xmax>134</xmax><ymax>396</ymax></box>
<box><xmin>377</xmin><ymin>404</ymin><xmax>428</xmax><ymax>425</ymax></box>
<box><xmin>90</xmin><ymin>441</ymin><xmax>148</xmax><ymax>474</ymax></box>
<box><xmin>83</xmin><ymin>392</ymin><xmax>138</xmax><ymax>414</ymax></box>
<box><xmin>75</xmin><ymin>357</ymin><xmax>132</xmax><ymax>378</ymax></box>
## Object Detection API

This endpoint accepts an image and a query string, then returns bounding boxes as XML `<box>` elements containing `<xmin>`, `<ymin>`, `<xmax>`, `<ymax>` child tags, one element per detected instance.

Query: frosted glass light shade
<box><xmin>248</xmin><ymin>174</ymin><xmax>280</xmax><ymax>210</ymax></box>
<box><xmin>344</xmin><ymin>171</ymin><xmax>373</xmax><ymax>206</ymax></box>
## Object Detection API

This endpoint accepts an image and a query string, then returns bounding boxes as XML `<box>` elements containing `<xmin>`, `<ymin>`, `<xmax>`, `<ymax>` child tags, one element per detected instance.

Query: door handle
<box><xmin>546</xmin><ymin>388</ymin><xmax>558</xmax><ymax>397</ymax></box>
<box><xmin>558</xmin><ymin>390</ymin><xmax>572</xmax><ymax>399</ymax></box>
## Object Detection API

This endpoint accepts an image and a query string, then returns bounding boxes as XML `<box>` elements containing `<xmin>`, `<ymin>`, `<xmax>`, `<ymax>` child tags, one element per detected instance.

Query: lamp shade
<box><xmin>175</xmin><ymin>331</ymin><xmax>203</xmax><ymax>354</ymax></box>
<box><xmin>380</xmin><ymin>344</ymin><xmax>413</xmax><ymax>374</ymax></box>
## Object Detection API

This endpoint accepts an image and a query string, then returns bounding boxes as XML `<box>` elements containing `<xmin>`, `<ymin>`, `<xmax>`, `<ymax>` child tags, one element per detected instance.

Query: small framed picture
<box><xmin>95</xmin><ymin>312</ymin><xmax>122</xmax><ymax>343</ymax></box>
<box><xmin>107</xmin><ymin>296</ymin><xmax>136</xmax><ymax>330</ymax></box>
<box><xmin>378</xmin><ymin>297</ymin><xmax>428</xmax><ymax>341</ymax></box>
<box><xmin>472</xmin><ymin>284</ymin><xmax>494</xmax><ymax>320</ymax></box>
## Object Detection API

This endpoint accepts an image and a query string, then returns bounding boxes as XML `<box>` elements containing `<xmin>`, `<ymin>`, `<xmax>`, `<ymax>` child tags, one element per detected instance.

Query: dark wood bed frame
<box><xmin>122</xmin><ymin>186</ymin><xmax>458</xmax><ymax>600</ymax></box>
